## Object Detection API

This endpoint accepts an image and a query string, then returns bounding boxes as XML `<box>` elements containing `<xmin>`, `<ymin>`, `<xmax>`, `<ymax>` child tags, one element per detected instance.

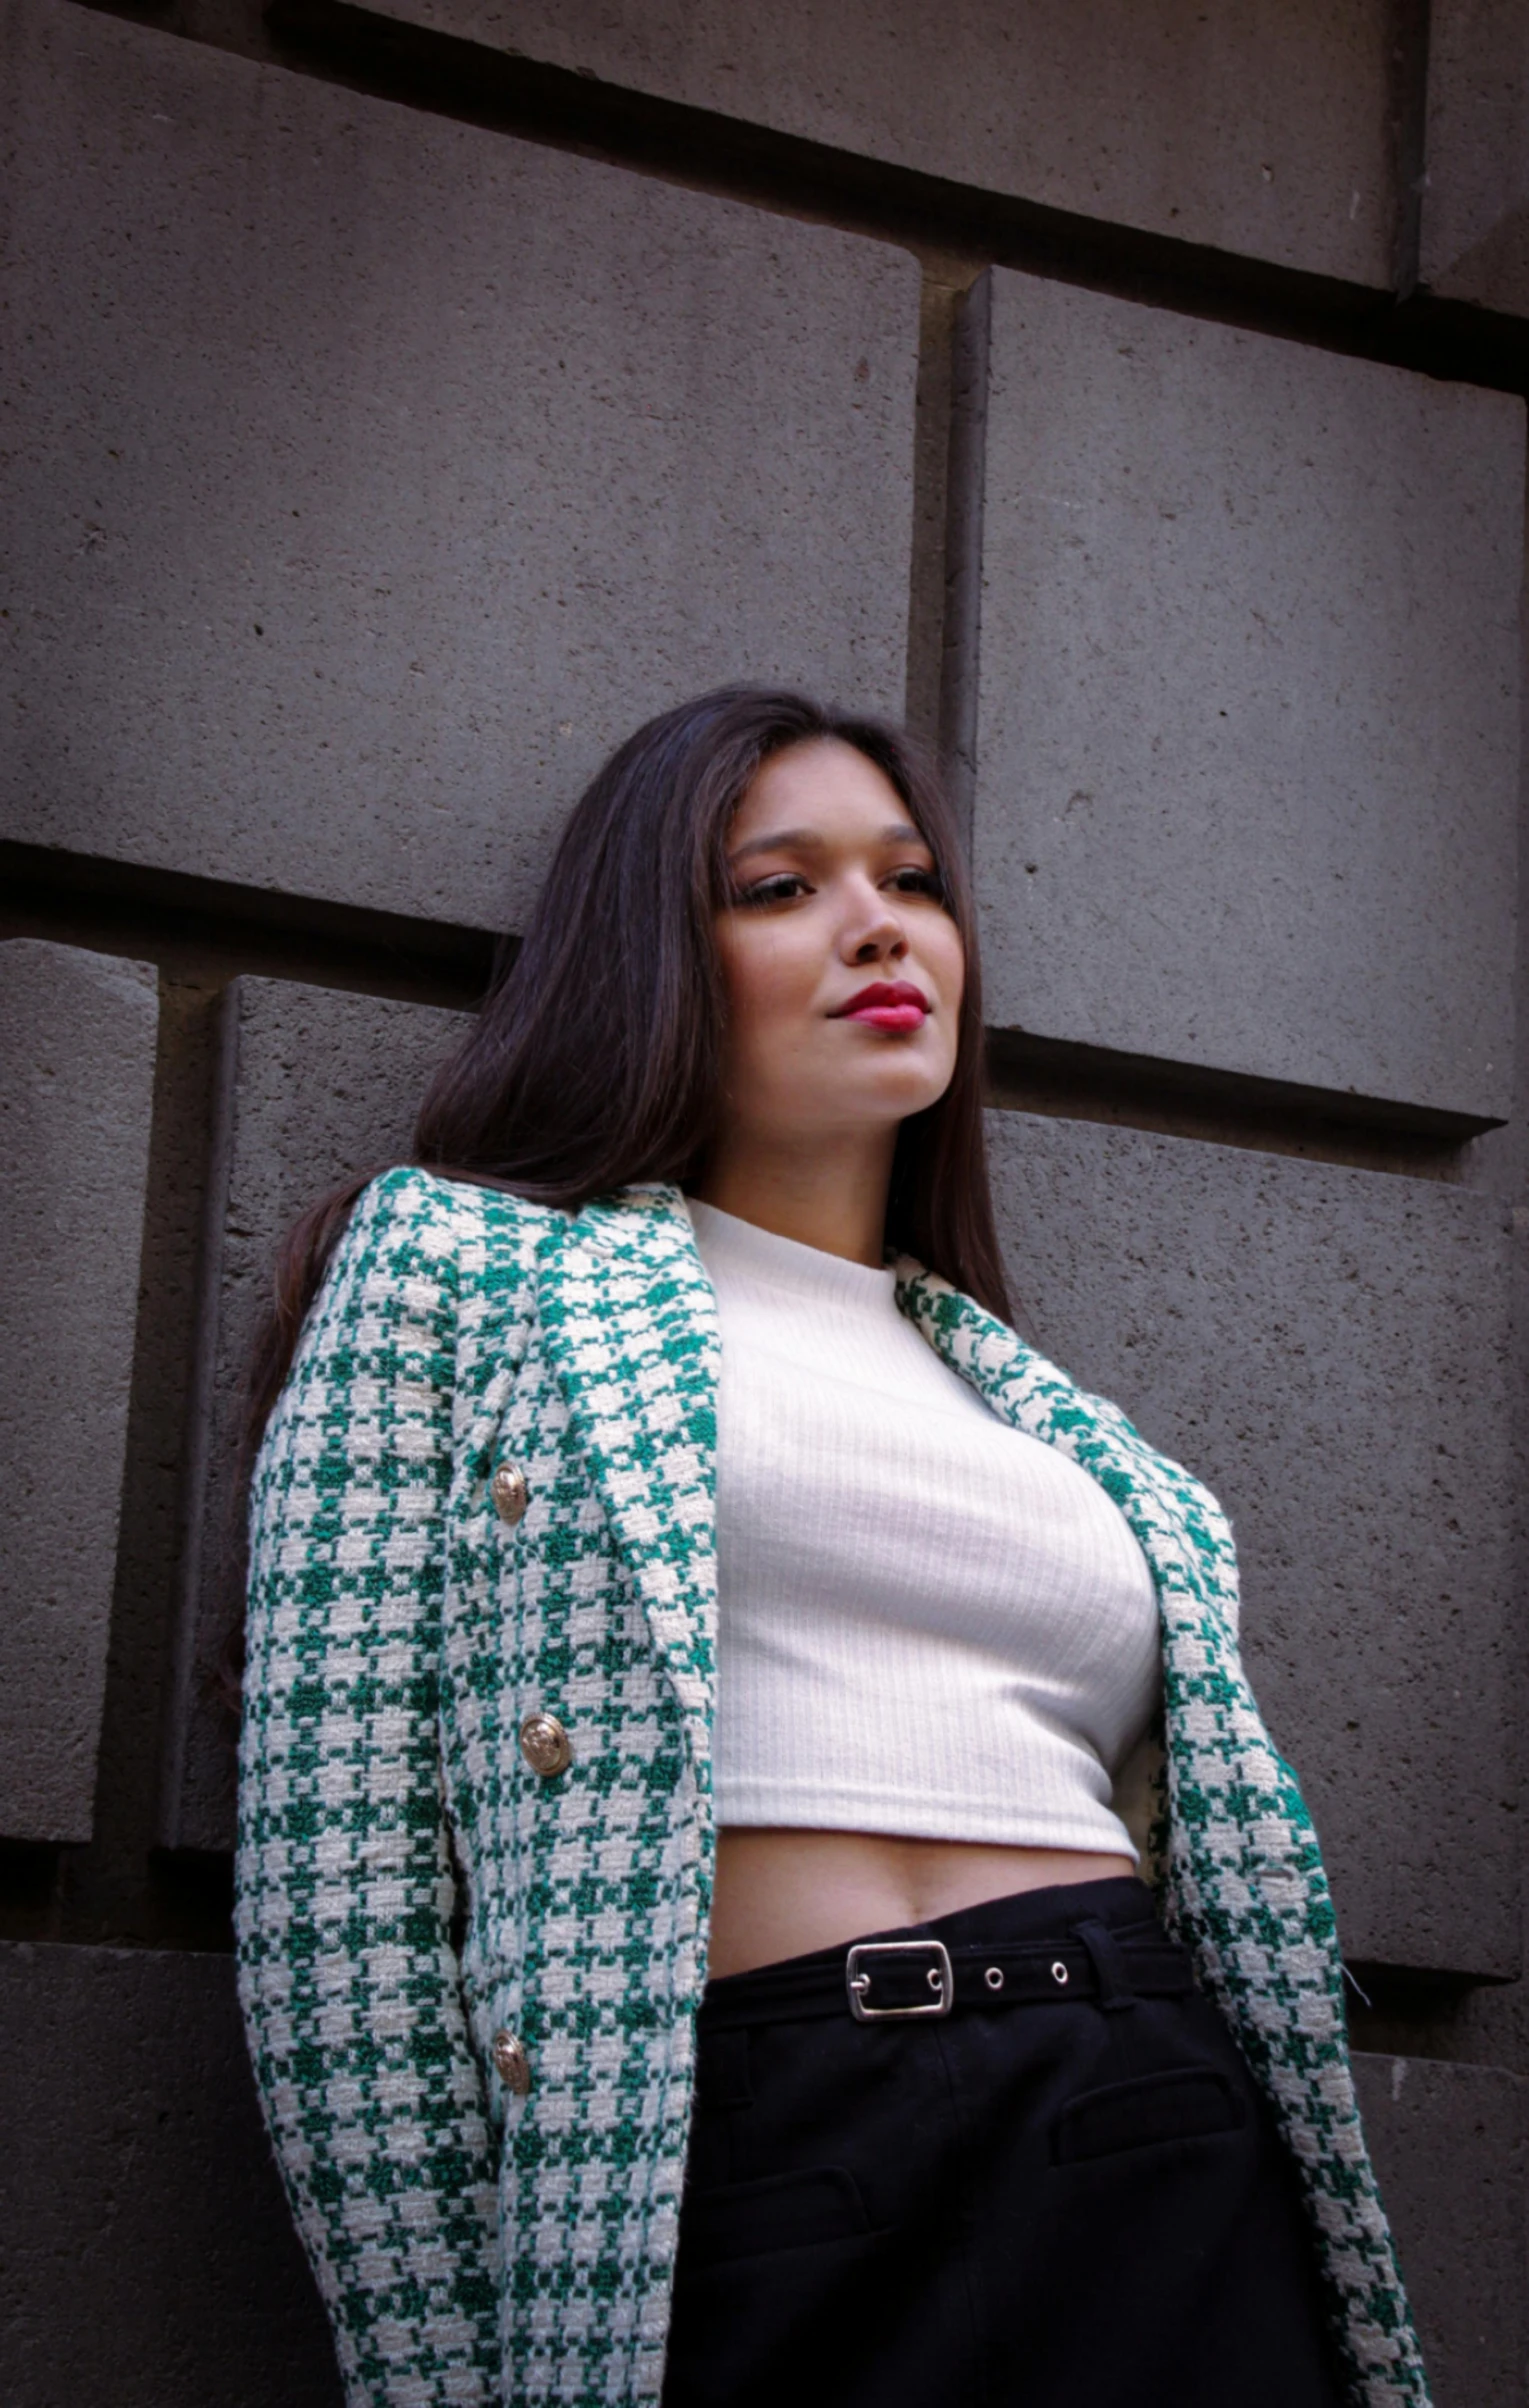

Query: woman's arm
<box><xmin>236</xmin><ymin>1170</ymin><xmax>501</xmax><ymax>2408</ymax></box>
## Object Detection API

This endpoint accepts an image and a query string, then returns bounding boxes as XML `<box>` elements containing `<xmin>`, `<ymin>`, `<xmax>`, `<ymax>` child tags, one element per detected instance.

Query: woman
<box><xmin>236</xmin><ymin>688</ymin><xmax>1428</xmax><ymax>2408</ymax></box>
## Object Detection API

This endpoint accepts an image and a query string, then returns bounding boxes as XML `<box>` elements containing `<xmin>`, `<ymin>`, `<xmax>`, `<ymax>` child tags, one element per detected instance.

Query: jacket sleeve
<box><xmin>235</xmin><ymin>1170</ymin><xmax>502</xmax><ymax>2408</ymax></box>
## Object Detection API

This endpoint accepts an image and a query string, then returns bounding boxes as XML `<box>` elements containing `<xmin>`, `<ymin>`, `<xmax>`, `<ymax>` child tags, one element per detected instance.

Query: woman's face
<box><xmin>712</xmin><ymin>737</ymin><xmax>965</xmax><ymax>1153</ymax></box>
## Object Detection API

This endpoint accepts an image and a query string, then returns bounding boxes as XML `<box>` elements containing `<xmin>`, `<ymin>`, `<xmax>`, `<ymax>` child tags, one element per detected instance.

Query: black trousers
<box><xmin>662</xmin><ymin>1878</ymin><xmax>1343</xmax><ymax>2408</ymax></box>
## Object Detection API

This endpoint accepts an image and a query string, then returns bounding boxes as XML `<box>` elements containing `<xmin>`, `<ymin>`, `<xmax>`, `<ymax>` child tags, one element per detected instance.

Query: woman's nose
<box><xmin>834</xmin><ymin>862</ymin><xmax>913</xmax><ymax>962</ymax></box>
<box><xmin>845</xmin><ymin>908</ymin><xmax>908</xmax><ymax>965</ymax></box>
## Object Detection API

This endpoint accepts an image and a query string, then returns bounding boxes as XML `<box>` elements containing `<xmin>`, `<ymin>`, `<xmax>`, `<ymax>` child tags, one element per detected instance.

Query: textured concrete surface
<box><xmin>0</xmin><ymin>940</ymin><xmax>158</xmax><ymax>1843</ymax></box>
<box><xmin>0</xmin><ymin>1939</ymin><xmax>341</xmax><ymax>2408</ymax></box>
<box><xmin>986</xmin><ymin>1111</ymin><xmax>1516</xmax><ymax>1977</ymax></box>
<box><xmin>361</xmin><ymin>0</ymin><xmax>1398</xmax><ymax>286</ymax></box>
<box><xmin>163</xmin><ymin>978</ymin><xmax>469</xmax><ymax>1854</ymax></box>
<box><xmin>1421</xmin><ymin>0</ymin><xmax>1529</xmax><ymax>316</ymax></box>
<box><xmin>968</xmin><ymin>269</ymin><xmax>1523</xmax><ymax>1124</ymax></box>
<box><xmin>1354</xmin><ymin>2053</ymin><xmax>1528</xmax><ymax>2408</ymax></box>
<box><xmin>1</xmin><ymin>0</ymin><xmax>917</xmax><ymax>931</ymax></box>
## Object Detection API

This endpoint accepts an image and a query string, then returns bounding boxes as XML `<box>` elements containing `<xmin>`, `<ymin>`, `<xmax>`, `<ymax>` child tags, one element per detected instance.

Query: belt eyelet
<box><xmin>984</xmin><ymin>1966</ymin><xmax>1004</xmax><ymax>1991</ymax></box>
<box><xmin>1051</xmin><ymin>1959</ymin><xmax>1069</xmax><ymax>1986</ymax></box>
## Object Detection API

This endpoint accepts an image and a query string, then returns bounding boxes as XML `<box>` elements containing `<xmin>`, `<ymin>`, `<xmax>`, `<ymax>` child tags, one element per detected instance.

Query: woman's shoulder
<box><xmin>283</xmin><ymin>1168</ymin><xmax>551</xmax><ymax>1400</ymax></box>
<box><xmin>305</xmin><ymin>1168</ymin><xmax>554</xmax><ymax>1346</ymax></box>
<box><xmin>352</xmin><ymin>1164</ymin><xmax>558</xmax><ymax>1260</ymax></box>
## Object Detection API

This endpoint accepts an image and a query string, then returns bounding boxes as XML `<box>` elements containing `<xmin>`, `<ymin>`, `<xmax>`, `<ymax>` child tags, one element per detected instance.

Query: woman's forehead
<box><xmin>729</xmin><ymin>740</ymin><xmax>922</xmax><ymax>851</ymax></box>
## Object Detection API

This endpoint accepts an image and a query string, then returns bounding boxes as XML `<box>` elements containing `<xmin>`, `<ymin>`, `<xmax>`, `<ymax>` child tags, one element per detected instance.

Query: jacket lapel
<box><xmin>896</xmin><ymin>1261</ymin><xmax>1340</xmax><ymax>1959</ymax></box>
<box><xmin>893</xmin><ymin>1260</ymin><xmax>1241</xmax><ymax>1637</ymax></box>
<box><xmin>536</xmin><ymin>1187</ymin><xmax>721</xmax><ymax>1762</ymax></box>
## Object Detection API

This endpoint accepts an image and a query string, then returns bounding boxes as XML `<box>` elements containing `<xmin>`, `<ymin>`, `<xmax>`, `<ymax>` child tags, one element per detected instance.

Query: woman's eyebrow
<box><xmin>728</xmin><ymin>821</ymin><xmax>926</xmax><ymax>864</ymax></box>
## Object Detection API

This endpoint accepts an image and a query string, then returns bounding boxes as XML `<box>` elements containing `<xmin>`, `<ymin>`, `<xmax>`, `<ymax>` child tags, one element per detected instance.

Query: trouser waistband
<box><xmin>699</xmin><ymin>1876</ymin><xmax>1194</xmax><ymax>2030</ymax></box>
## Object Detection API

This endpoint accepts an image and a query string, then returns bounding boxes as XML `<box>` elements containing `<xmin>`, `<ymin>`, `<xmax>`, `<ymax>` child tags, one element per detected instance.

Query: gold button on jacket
<box><xmin>490</xmin><ymin>2028</ymin><xmax>532</xmax><ymax>2094</ymax></box>
<box><xmin>490</xmin><ymin>1461</ymin><xmax>528</xmax><ymax>1524</ymax></box>
<box><xmin>519</xmin><ymin>1711</ymin><xmax>573</xmax><ymax>1778</ymax></box>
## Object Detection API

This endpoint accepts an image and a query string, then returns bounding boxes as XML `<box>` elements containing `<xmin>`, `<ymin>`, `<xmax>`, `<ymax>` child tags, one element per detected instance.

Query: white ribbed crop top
<box><xmin>687</xmin><ymin>1199</ymin><xmax>1160</xmax><ymax>1860</ymax></box>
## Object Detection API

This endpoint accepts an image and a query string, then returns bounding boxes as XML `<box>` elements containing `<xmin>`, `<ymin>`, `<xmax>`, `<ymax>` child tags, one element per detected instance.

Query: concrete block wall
<box><xmin>2</xmin><ymin>0</ymin><xmax>1526</xmax><ymax>2399</ymax></box>
<box><xmin>164</xmin><ymin>977</ymin><xmax>469</xmax><ymax>1853</ymax></box>
<box><xmin>362</xmin><ymin>0</ymin><xmax>1404</xmax><ymax>284</ymax></box>
<box><xmin>967</xmin><ymin>269</ymin><xmax>1523</xmax><ymax>1120</ymax></box>
<box><xmin>3</xmin><ymin>0</ymin><xmax>918</xmax><ymax>929</ymax></box>
<box><xmin>1354</xmin><ymin>2053</ymin><xmax>1529</xmax><ymax>2403</ymax></box>
<box><xmin>0</xmin><ymin>1940</ymin><xmax>343</xmax><ymax>2404</ymax></box>
<box><xmin>1421</xmin><ymin>0</ymin><xmax>1529</xmax><ymax>318</ymax></box>
<box><xmin>986</xmin><ymin>1113</ymin><xmax>1518</xmax><ymax>1979</ymax></box>
<box><xmin>0</xmin><ymin>941</ymin><xmax>159</xmax><ymax>1843</ymax></box>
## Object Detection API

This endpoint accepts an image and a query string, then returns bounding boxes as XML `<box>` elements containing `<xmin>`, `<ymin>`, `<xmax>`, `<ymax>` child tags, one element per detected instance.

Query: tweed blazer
<box><xmin>235</xmin><ymin>1166</ymin><xmax>1430</xmax><ymax>2408</ymax></box>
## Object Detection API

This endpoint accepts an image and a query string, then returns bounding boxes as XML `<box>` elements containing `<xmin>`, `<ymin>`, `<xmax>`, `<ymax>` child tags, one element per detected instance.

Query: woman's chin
<box><xmin>817</xmin><ymin>1073</ymin><xmax>955</xmax><ymax>1130</ymax></box>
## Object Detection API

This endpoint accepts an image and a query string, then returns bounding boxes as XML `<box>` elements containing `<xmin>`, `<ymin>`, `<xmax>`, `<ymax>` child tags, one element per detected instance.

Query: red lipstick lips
<box><xmin>830</xmin><ymin>979</ymin><xmax>930</xmax><ymax>1033</ymax></box>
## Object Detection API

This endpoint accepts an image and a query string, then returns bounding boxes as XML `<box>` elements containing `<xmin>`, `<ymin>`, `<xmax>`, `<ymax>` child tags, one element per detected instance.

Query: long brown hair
<box><xmin>250</xmin><ymin>686</ymin><xmax>1011</xmax><ymax>1437</ymax></box>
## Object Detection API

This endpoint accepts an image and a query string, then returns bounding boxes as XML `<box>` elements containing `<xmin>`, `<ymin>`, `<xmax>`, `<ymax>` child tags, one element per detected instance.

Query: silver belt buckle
<box><xmin>845</xmin><ymin>1938</ymin><xmax>954</xmax><ymax>2021</ymax></box>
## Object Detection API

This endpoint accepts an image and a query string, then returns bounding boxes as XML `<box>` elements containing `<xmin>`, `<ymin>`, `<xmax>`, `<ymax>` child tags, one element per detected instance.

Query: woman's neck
<box><xmin>692</xmin><ymin>1127</ymin><xmax>895</xmax><ymax>1268</ymax></box>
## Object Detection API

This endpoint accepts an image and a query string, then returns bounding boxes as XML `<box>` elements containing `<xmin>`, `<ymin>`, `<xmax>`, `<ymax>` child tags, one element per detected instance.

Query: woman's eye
<box><xmin>736</xmin><ymin>872</ymin><xmax>810</xmax><ymax>905</ymax></box>
<box><xmin>729</xmin><ymin>864</ymin><xmax>942</xmax><ymax>906</ymax></box>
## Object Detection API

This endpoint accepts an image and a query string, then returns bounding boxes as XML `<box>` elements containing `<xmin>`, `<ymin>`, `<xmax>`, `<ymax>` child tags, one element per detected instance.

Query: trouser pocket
<box><xmin>1051</xmin><ymin>2063</ymin><xmax>1245</xmax><ymax>2163</ymax></box>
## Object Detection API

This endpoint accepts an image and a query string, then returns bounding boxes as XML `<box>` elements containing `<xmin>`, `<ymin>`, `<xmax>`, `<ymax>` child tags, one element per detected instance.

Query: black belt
<box><xmin>700</xmin><ymin>1920</ymin><xmax>1196</xmax><ymax>2031</ymax></box>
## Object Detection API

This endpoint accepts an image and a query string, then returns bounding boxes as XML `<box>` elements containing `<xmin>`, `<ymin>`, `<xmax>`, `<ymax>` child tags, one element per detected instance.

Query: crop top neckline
<box><xmin>685</xmin><ymin>1196</ymin><xmax>896</xmax><ymax>1311</ymax></box>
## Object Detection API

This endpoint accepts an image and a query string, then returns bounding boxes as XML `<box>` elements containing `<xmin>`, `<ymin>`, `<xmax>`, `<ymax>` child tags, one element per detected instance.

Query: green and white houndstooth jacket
<box><xmin>236</xmin><ymin>1165</ymin><xmax>1431</xmax><ymax>2408</ymax></box>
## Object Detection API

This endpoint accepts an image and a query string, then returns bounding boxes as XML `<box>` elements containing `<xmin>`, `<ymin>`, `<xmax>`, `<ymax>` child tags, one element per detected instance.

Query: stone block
<box><xmin>1421</xmin><ymin>0</ymin><xmax>1529</xmax><ymax>317</ymax></box>
<box><xmin>363</xmin><ymin>0</ymin><xmax>1398</xmax><ymax>285</ymax></box>
<box><xmin>1</xmin><ymin>0</ymin><xmax>917</xmax><ymax>930</ymax></box>
<box><xmin>0</xmin><ymin>1939</ymin><xmax>340</xmax><ymax>2408</ymax></box>
<box><xmin>1354</xmin><ymin>2053</ymin><xmax>1528</xmax><ymax>2407</ymax></box>
<box><xmin>968</xmin><ymin>268</ymin><xmax>1523</xmax><ymax>1124</ymax></box>
<box><xmin>162</xmin><ymin>977</ymin><xmax>469</xmax><ymax>1854</ymax></box>
<box><xmin>0</xmin><ymin>940</ymin><xmax>158</xmax><ymax>1843</ymax></box>
<box><xmin>986</xmin><ymin>1111</ymin><xmax>1516</xmax><ymax>1977</ymax></box>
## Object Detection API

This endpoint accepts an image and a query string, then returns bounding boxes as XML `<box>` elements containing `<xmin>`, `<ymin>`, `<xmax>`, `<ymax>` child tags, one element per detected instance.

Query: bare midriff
<box><xmin>708</xmin><ymin>1828</ymin><xmax>1139</xmax><ymax>1980</ymax></box>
